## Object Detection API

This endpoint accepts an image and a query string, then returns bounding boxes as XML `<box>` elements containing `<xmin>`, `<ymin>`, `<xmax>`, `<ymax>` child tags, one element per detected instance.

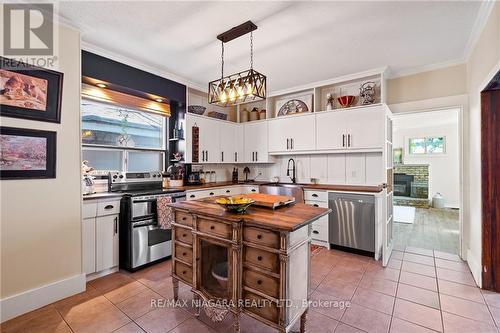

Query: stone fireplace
<box><xmin>393</xmin><ymin>164</ymin><xmax>429</xmax><ymax>208</ymax></box>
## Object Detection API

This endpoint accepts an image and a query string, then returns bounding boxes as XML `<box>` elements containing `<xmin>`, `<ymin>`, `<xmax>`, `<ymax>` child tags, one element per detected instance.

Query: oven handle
<box><xmin>132</xmin><ymin>220</ymin><xmax>157</xmax><ymax>228</ymax></box>
<box><xmin>132</xmin><ymin>199</ymin><xmax>157</xmax><ymax>203</ymax></box>
<box><xmin>131</xmin><ymin>214</ymin><xmax>156</xmax><ymax>222</ymax></box>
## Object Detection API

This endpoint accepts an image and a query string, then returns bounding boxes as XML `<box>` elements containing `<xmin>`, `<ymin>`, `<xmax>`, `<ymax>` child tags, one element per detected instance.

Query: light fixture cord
<box><xmin>221</xmin><ymin>41</ymin><xmax>225</xmax><ymax>79</ymax></box>
<box><xmin>250</xmin><ymin>31</ymin><xmax>253</xmax><ymax>70</ymax></box>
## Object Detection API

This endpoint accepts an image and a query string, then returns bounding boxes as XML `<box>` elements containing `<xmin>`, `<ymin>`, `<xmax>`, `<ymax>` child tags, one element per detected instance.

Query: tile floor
<box><xmin>2</xmin><ymin>246</ymin><xmax>500</xmax><ymax>333</ymax></box>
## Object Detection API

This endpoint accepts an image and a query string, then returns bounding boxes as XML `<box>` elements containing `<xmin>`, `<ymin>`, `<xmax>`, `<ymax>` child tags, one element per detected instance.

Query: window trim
<box><xmin>408</xmin><ymin>136</ymin><xmax>446</xmax><ymax>155</ymax></box>
<box><xmin>82</xmin><ymin>146</ymin><xmax>165</xmax><ymax>172</ymax></box>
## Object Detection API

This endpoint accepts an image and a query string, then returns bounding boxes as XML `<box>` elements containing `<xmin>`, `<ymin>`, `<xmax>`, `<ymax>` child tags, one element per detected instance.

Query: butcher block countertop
<box><xmin>168</xmin><ymin>197</ymin><xmax>331</xmax><ymax>232</ymax></box>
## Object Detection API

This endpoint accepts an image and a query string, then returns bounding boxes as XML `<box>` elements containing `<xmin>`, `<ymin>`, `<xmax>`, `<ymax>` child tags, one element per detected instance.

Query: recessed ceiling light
<box><xmin>96</xmin><ymin>83</ymin><xmax>107</xmax><ymax>88</ymax></box>
<box><xmin>155</xmin><ymin>98</ymin><xmax>163</xmax><ymax>103</ymax></box>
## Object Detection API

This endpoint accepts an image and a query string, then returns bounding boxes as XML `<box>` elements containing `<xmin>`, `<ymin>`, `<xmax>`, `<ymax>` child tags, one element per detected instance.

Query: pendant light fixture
<box><xmin>208</xmin><ymin>21</ymin><xmax>266</xmax><ymax>106</ymax></box>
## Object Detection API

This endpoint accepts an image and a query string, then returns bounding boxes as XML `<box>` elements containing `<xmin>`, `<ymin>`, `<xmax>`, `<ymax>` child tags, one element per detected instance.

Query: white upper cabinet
<box><xmin>316</xmin><ymin>105</ymin><xmax>385</xmax><ymax>151</ymax></box>
<box><xmin>219</xmin><ymin>122</ymin><xmax>236</xmax><ymax>163</ymax></box>
<box><xmin>268</xmin><ymin>114</ymin><xmax>315</xmax><ymax>153</ymax></box>
<box><xmin>186</xmin><ymin>114</ymin><xmax>221</xmax><ymax>163</ymax></box>
<box><xmin>244</xmin><ymin>121</ymin><xmax>270</xmax><ymax>163</ymax></box>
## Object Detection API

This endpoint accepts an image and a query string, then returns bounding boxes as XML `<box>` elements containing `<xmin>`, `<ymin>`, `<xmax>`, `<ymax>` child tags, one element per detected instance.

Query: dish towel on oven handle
<box><xmin>157</xmin><ymin>196</ymin><xmax>174</xmax><ymax>230</ymax></box>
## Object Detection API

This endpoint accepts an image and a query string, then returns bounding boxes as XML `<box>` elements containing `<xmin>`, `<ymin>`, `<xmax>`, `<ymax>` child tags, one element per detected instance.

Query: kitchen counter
<box><xmin>82</xmin><ymin>181</ymin><xmax>383</xmax><ymax>201</ymax></box>
<box><xmin>168</xmin><ymin>196</ymin><xmax>330</xmax><ymax>232</ymax></box>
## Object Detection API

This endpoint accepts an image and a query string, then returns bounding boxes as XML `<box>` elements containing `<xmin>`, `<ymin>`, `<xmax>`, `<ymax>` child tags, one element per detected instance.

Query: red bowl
<box><xmin>337</xmin><ymin>95</ymin><xmax>356</xmax><ymax>108</ymax></box>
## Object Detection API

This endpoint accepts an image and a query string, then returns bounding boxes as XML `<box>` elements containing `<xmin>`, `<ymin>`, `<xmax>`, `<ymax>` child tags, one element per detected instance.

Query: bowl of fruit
<box><xmin>215</xmin><ymin>196</ymin><xmax>255</xmax><ymax>214</ymax></box>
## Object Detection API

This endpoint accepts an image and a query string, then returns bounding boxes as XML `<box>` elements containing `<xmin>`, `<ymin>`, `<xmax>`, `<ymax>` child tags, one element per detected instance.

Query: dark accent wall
<box><xmin>82</xmin><ymin>51</ymin><xmax>186</xmax><ymax>105</ymax></box>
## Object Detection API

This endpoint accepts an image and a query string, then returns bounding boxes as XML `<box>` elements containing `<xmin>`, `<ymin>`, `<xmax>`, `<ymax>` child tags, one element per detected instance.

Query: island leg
<box><xmin>232</xmin><ymin>310</ymin><xmax>241</xmax><ymax>333</ymax></box>
<box><xmin>300</xmin><ymin>309</ymin><xmax>308</xmax><ymax>333</ymax></box>
<box><xmin>172</xmin><ymin>277</ymin><xmax>179</xmax><ymax>301</ymax></box>
<box><xmin>193</xmin><ymin>294</ymin><xmax>201</xmax><ymax>317</ymax></box>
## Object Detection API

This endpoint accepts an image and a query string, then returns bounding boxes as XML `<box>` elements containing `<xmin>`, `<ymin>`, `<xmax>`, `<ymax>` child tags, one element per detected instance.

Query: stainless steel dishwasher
<box><xmin>328</xmin><ymin>192</ymin><xmax>375</xmax><ymax>252</ymax></box>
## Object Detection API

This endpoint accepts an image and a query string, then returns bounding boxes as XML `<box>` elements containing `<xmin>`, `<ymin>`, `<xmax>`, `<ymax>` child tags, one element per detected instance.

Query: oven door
<box><xmin>131</xmin><ymin>198</ymin><xmax>156</xmax><ymax>219</ymax></box>
<box><xmin>131</xmin><ymin>219</ymin><xmax>171</xmax><ymax>268</ymax></box>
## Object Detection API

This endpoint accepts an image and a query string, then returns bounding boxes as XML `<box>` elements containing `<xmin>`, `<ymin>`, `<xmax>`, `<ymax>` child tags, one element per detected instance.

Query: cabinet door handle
<box><xmin>201</xmin><ymin>151</ymin><xmax>205</xmax><ymax>162</ymax></box>
<box><xmin>313</xmin><ymin>204</ymin><xmax>319</xmax><ymax>207</ymax></box>
<box><xmin>209</xmin><ymin>192</ymin><xmax>215</xmax><ymax>196</ymax></box>
<box><xmin>114</xmin><ymin>217</ymin><xmax>118</xmax><ymax>234</ymax></box>
<box><xmin>313</xmin><ymin>230</ymin><xmax>319</xmax><ymax>234</ymax></box>
<box><xmin>257</xmin><ymin>234</ymin><xmax>262</xmax><ymax>240</ymax></box>
<box><xmin>210</xmin><ymin>225</ymin><xmax>215</xmax><ymax>230</ymax></box>
<box><xmin>251</xmin><ymin>189</ymin><xmax>256</xmax><ymax>192</ymax></box>
<box><xmin>226</xmin><ymin>190</ymin><xmax>231</xmax><ymax>193</ymax></box>
<box><xmin>182</xmin><ymin>233</ymin><xmax>187</xmax><ymax>237</ymax></box>
<box><xmin>182</xmin><ymin>217</ymin><xmax>187</xmax><ymax>221</ymax></box>
<box><xmin>343</xmin><ymin>134</ymin><xmax>346</xmax><ymax>147</ymax></box>
<box><xmin>190</xmin><ymin>194</ymin><xmax>196</xmax><ymax>198</ymax></box>
<box><xmin>257</xmin><ymin>279</ymin><xmax>262</xmax><ymax>285</ymax></box>
<box><xmin>312</xmin><ymin>193</ymin><xmax>318</xmax><ymax>197</ymax></box>
<box><xmin>206</xmin><ymin>150</ymin><xmax>209</xmax><ymax>161</ymax></box>
<box><xmin>235</xmin><ymin>152</ymin><xmax>237</xmax><ymax>162</ymax></box>
<box><xmin>105</xmin><ymin>205</ymin><xmax>114</xmax><ymax>210</ymax></box>
<box><xmin>348</xmin><ymin>134</ymin><xmax>351</xmax><ymax>147</ymax></box>
<box><xmin>255</xmin><ymin>151</ymin><xmax>258</xmax><ymax>161</ymax></box>
<box><xmin>291</xmin><ymin>138</ymin><xmax>294</xmax><ymax>150</ymax></box>
<box><xmin>252</xmin><ymin>152</ymin><xmax>254</xmax><ymax>162</ymax></box>
<box><xmin>287</xmin><ymin>138</ymin><xmax>289</xmax><ymax>150</ymax></box>
<box><xmin>182</xmin><ymin>252</ymin><xmax>187</xmax><ymax>256</ymax></box>
<box><xmin>221</xmin><ymin>151</ymin><xmax>224</xmax><ymax>162</ymax></box>
<box><xmin>257</xmin><ymin>256</ymin><xmax>262</xmax><ymax>261</ymax></box>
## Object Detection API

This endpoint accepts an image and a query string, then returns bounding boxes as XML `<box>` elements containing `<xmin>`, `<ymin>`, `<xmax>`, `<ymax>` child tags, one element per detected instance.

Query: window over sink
<box><xmin>82</xmin><ymin>98</ymin><xmax>167</xmax><ymax>172</ymax></box>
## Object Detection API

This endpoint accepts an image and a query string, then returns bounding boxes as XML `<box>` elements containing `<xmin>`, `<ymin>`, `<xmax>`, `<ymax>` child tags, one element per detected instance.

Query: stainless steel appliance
<box><xmin>109</xmin><ymin>171</ymin><xmax>186</xmax><ymax>271</ymax></box>
<box><xmin>328</xmin><ymin>192</ymin><xmax>375</xmax><ymax>253</ymax></box>
<box><xmin>259</xmin><ymin>183</ymin><xmax>304</xmax><ymax>203</ymax></box>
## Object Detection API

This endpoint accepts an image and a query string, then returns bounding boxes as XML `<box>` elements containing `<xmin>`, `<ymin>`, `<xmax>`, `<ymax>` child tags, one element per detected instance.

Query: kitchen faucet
<box><xmin>287</xmin><ymin>158</ymin><xmax>296</xmax><ymax>183</ymax></box>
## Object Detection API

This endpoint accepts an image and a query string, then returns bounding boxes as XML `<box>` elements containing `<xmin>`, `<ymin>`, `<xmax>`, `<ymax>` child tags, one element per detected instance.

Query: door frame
<box><xmin>481</xmin><ymin>71</ymin><xmax>500</xmax><ymax>291</ymax></box>
<box><xmin>389</xmin><ymin>105</ymin><xmax>465</xmax><ymax>258</ymax></box>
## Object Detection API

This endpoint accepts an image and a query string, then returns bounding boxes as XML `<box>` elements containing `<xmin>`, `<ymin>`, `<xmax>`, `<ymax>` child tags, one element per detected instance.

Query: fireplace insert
<box><xmin>394</xmin><ymin>173</ymin><xmax>414</xmax><ymax>197</ymax></box>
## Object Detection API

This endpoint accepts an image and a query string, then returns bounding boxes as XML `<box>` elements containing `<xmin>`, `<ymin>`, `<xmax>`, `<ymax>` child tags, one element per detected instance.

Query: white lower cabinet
<box><xmin>304</xmin><ymin>190</ymin><xmax>329</xmax><ymax>247</ymax></box>
<box><xmin>96</xmin><ymin>214</ymin><xmax>119</xmax><ymax>272</ymax></box>
<box><xmin>83</xmin><ymin>199</ymin><xmax>120</xmax><ymax>278</ymax></box>
<box><xmin>82</xmin><ymin>217</ymin><xmax>96</xmax><ymax>275</ymax></box>
<box><xmin>186</xmin><ymin>185</ymin><xmax>259</xmax><ymax>201</ymax></box>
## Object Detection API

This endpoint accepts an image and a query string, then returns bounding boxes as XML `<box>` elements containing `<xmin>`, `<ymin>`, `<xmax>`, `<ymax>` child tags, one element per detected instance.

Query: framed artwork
<box><xmin>0</xmin><ymin>56</ymin><xmax>63</xmax><ymax>123</ymax></box>
<box><xmin>393</xmin><ymin>148</ymin><xmax>403</xmax><ymax>165</ymax></box>
<box><xmin>0</xmin><ymin>127</ymin><xmax>57</xmax><ymax>179</ymax></box>
<box><xmin>275</xmin><ymin>93</ymin><xmax>313</xmax><ymax>117</ymax></box>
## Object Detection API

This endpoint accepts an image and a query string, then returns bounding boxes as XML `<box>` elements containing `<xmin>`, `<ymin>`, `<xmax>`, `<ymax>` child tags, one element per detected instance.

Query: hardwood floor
<box><xmin>394</xmin><ymin>208</ymin><xmax>460</xmax><ymax>254</ymax></box>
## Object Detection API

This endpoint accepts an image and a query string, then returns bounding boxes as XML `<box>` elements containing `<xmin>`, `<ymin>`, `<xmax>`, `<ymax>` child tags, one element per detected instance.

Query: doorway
<box><xmin>481</xmin><ymin>70</ymin><xmax>500</xmax><ymax>291</ymax></box>
<box><xmin>392</xmin><ymin>109</ymin><xmax>461</xmax><ymax>255</ymax></box>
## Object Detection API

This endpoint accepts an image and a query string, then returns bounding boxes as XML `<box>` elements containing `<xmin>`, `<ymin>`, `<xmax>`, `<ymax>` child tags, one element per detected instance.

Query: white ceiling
<box><xmin>58</xmin><ymin>1</ymin><xmax>483</xmax><ymax>92</ymax></box>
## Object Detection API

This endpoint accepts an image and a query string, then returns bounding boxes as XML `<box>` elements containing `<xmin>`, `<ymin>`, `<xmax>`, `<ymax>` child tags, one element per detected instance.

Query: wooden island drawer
<box><xmin>176</xmin><ymin>227</ymin><xmax>193</xmax><ymax>245</ymax></box>
<box><xmin>176</xmin><ymin>211</ymin><xmax>193</xmax><ymax>227</ymax></box>
<box><xmin>244</xmin><ymin>247</ymin><xmax>279</xmax><ymax>273</ymax></box>
<box><xmin>174</xmin><ymin>261</ymin><xmax>192</xmax><ymax>284</ymax></box>
<box><xmin>243</xmin><ymin>290</ymin><xmax>279</xmax><ymax>324</ymax></box>
<box><xmin>198</xmin><ymin>218</ymin><xmax>231</xmax><ymax>239</ymax></box>
<box><xmin>243</xmin><ymin>227</ymin><xmax>280</xmax><ymax>249</ymax></box>
<box><xmin>243</xmin><ymin>269</ymin><xmax>279</xmax><ymax>298</ymax></box>
<box><xmin>175</xmin><ymin>243</ymin><xmax>192</xmax><ymax>264</ymax></box>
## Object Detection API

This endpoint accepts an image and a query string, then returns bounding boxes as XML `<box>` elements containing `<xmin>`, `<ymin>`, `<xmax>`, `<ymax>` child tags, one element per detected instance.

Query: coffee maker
<box><xmin>184</xmin><ymin>164</ymin><xmax>202</xmax><ymax>185</ymax></box>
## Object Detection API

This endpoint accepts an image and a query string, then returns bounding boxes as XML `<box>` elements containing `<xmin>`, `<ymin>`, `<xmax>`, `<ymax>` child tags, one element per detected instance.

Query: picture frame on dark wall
<box><xmin>0</xmin><ymin>56</ymin><xmax>63</xmax><ymax>123</ymax></box>
<box><xmin>0</xmin><ymin>127</ymin><xmax>57</xmax><ymax>180</ymax></box>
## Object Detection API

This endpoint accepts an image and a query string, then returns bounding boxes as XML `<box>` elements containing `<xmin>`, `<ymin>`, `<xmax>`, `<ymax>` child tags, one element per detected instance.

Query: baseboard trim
<box><xmin>467</xmin><ymin>249</ymin><xmax>482</xmax><ymax>288</ymax></box>
<box><xmin>0</xmin><ymin>273</ymin><xmax>86</xmax><ymax>323</ymax></box>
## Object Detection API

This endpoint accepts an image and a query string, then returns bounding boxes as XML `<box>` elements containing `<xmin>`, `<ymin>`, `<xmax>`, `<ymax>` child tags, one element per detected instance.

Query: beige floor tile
<box><xmin>358</xmin><ymin>275</ymin><xmax>398</xmax><ymax>296</ymax></box>
<box><xmin>401</xmin><ymin>261</ymin><xmax>436</xmax><ymax>278</ymax></box>
<box><xmin>391</xmin><ymin>250</ymin><xmax>404</xmax><ymax>260</ymax></box>
<box><xmin>116</xmin><ymin>289</ymin><xmax>164</xmax><ymax>320</ymax></box>
<box><xmin>290</xmin><ymin>310</ymin><xmax>338</xmax><ymax>333</ymax></box>
<box><xmin>482</xmin><ymin>289</ymin><xmax>500</xmax><ymax>308</ymax></box>
<box><xmin>104</xmin><ymin>280</ymin><xmax>148</xmax><ymax>304</ymax></box>
<box><xmin>134</xmin><ymin>307</ymin><xmax>191</xmax><ymax>333</ymax></box>
<box><xmin>387</xmin><ymin>258</ymin><xmax>402</xmax><ymax>270</ymax></box>
<box><xmin>433</xmin><ymin>251</ymin><xmax>461</xmax><ymax>262</ymax></box>
<box><xmin>436</xmin><ymin>267</ymin><xmax>476</xmax><ymax>286</ymax></box>
<box><xmin>389</xmin><ymin>318</ymin><xmax>437</xmax><ymax>333</ymax></box>
<box><xmin>405</xmin><ymin>247</ymin><xmax>434</xmax><ymax>257</ymax></box>
<box><xmin>393</xmin><ymin>298</ymin><xmax>442</xmax><ymax>332</ymax></box>
<box><xmin>399</xmin><ymin>271</ymin><xmax>437</xmax><ymax>292</ymax></box>
<box><xmin>437</xmin><ymin>279</ymin><xmax>484</xmax><ymax>303</ymax></box>
<box><xmin>316</xmin><ymin>277</ymin><xmax>358</xmax><ymax>300</ymax></box>
<box><xmin>334</xmin><ymin>323</ymin><xmax>366</xmax><ymax>333</ymax></box>
<box><xmin>340</xmin><ymin>303</ymin><xmax>391</xmax><ymax>333</ymax></box>
<box><xmin>309</xmin><ymin>291</ymin><xmax>348</xmax><ymax>320</ymax></box>
<box><xmin>351</xmin><ymin>287</ymin><xmax>395</xmax><ymax>315</ymax></box>
<box><xmin>114</xmin><ymin>322</ymin><xmax>146</xmax><ymax>333</ymax></box>
<box><xmin>440</xmin><ymin>294</ymin><xmax>494</xmax><ymax>325</ymax></box>
<box><xmin>434</xmin><ymin>258</ymin><xmax>470</xmax><ymax>272</ymax></box>
<box><xmin>60</xmin><ymin>295</ymin><xmax>130</xmax><ymax>333</ymax></box>
<box><xmin>442</xmin><ymin>311</ymin><xmax>497</xmax><ymax>333</ymax></box>
<box><xmin>396</xmin><ymin>283</ymin><xmax>440</xmax><ymax>309</ymax></box>
<box><xmin>403</xmin><ymin>253</ymin><xmax>435</xmax><ymax>267</ymax></box>
<box><xmin>169</xmin><ymin>317</ymin><xmax>218</xmax><ymax>333</ymax></box>
<box><xmin>364</xmin><ymin>266</ymin><xmax>400</xmax><ymax>282</ymax></box>
<box><xmin>486</xmin><ymin>305</ymin><xmax>500</xmax><ymax>327</ymax></box>
<box><xmin>1</xmin><ymin>305</ymin><xmax>71</xmax><ymax>333</ymax></box>
<box><xmin>90</xmin><ymin>272</ymin><xmax>136</xmax><ymax>294</ymax></box>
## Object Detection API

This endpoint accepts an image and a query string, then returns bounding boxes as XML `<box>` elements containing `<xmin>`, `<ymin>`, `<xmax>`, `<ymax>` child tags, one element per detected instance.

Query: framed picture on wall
<box><xmin>393</xmin><ymin>148</ymin><xmax>403</xmax><ymax>165</ymax></box>
<box><xmin>0</xmin><ymin>56</ymin><xmax>63</xmax><ymax>123</ymax></box>
<box><xmin>0</xmin><ymin>127</ymin><xmax>57</xmax><ymax>179</ymax></box>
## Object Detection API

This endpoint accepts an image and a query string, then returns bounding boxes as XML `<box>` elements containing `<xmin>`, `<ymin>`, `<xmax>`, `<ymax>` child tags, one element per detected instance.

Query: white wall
<box><xmin>393</xmin><ymin>109</ymin><xmax>460</xmax><ymax>208</ymax></box>
<box><xmin>465</xmin><ymin>2</ymin><xmax>500</xmax><ymax>286</ymax></box>
<box><xmin>0</xmin><ymin>22</ymin><xmax>84</xmax><ymax>321</ymax></box>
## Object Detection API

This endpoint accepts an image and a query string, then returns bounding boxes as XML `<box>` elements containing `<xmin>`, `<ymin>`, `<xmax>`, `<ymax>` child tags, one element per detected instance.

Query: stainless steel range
<box><xmin>109</xmin><ymin>171</ymin><xmax>186</xmax><ymax>271</ymax></box>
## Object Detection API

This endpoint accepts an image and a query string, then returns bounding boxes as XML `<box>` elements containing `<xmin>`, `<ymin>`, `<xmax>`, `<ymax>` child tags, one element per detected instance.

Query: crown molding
<box><xmin>463</xmin><ymin>0</ymin><xmax>496</xmax><ymax>61</ymax></box>
<box><xmin>81</xmin><ymin>41</ymin><xmax>206</xmax><ymax>92</ymax></box>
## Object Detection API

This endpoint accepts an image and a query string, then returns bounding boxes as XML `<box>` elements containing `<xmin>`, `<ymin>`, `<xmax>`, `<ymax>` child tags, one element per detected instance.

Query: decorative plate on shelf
<box><xmin>275</xmin><ymin>93</ymin><xmax>313</xmax><ymax>117</ymax></box>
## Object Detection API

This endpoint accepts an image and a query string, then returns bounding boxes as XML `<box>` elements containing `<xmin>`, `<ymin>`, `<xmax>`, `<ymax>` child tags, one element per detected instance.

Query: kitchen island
<box><xmin>168</xmin><ymin>197</ymin><xmax>330</xmax><ymax>333</ymax></box>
